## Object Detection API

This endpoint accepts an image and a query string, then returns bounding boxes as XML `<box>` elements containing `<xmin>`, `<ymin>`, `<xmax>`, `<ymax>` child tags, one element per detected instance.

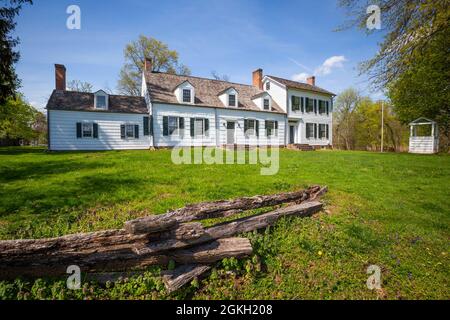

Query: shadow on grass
<box><xmin>0</xmin><ymin>172</ymin><xmax>142</xmax><ymax>218</ymax></box>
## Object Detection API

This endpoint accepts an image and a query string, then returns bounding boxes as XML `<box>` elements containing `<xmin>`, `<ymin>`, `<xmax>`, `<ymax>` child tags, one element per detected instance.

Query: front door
<box><xmin>289</xmin><ymin>125</ymin><xmax>295</xmax><ymax>144</ymax></box>
<box><xmin>227</xmin><ymin>121</ymin><xmax>235</xmax><ymax>144</ymax></box>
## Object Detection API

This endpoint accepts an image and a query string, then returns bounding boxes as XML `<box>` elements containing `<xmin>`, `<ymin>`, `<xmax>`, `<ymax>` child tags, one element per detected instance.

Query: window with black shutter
<box><xmin>76</xmin><ymin>123</ymin><xmax>82</xmax><ymax>138</ymax></box>
<box><xmin>266</xmin><ymin>120</ymin><xmax>276</xmax><ymax>137</ymax></box>
<box><xmin>163</xmin><ymin>116</ymin><xmax>169</xmax><ymax>136</ymax></box>
<box><xmin>93</xmin><ymin>123</ymin><xmax>98</xmax><ymax>138</ymax></box>
<box><xmin>77</xmin><ymin>122</ymin><xmax>97</xmax><ymax>139</ymax></box>
<box><xmin>301</xmin><ymin>97</ymin><xmax>305</xmax><ymax>113</ymax></box>
<box><xmin>305</xmin><ymin>98</ymin><xmax>314</xmax><ymax>113</ymax></box>
<box><xmin>314</xmin><ymin>99</ymin><xmax>318</xmax><ymax>114</ymax></box>
<box><xmin>256</xmin><ymin>120</ymin><xmax>259</xmax><ymax>137</ymax></box>
<box><xmin>326</xmin><ymin>124</ymin><xmax>329</xmax><ymax>139</ymax></box>
<box><xmin>134</xmin><ymin>125</ymin><xmax>139</xmax><ymax>139</ymax></box>
<box><xmin>292</xmin><ymin>96</ymin><xmax>300</xmax><ymax>111</ymax></box>
<box><xmin>306</xmin><ymin>123</ymin><xmax>314</xmax><ymax>139</ymax></box>
<box><xmin>143</xmin><ymin>116</ymin><xmax>149</xmax><ymax>135</ymax></box>
<box><xmin>120</xmin><ymin>125</ymin><xmax>125</xmax><ymax>139</ymax></box>
<box><xmin>326</xmin><ymin>101</ymin><xmax>329</xmax><ymax>115</ymax></box>
<box><xmin>150</xmin><ymin>115</ymin><xmax>153</xmax><ymax>135</ymax></box>
<box><xmin>314</xmin><ymin>123</ymin><xmax>318</xmax><ymax>138</ymax></box>
<box><xmin>319</xmin><ymin>124</ymin><xmax>327</xmax><ymax>138</ymax></box>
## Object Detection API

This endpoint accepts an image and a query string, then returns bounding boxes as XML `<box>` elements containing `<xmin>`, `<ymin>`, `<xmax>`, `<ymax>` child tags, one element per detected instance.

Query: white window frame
<box><xmin>246</xmin><ymin>119</ymin><xmax>256</xmax><ymax>137</ymax></box>
<box><xmin>306</xmin><ymin>98</ymin><xmax>314</xmax><ymax>113</ymax></box>
<box><xmin>125</xmin><ymin>123</ymin><xmax>136</xmax><ymax>139</ymax></box>
<box><xmin>266</xmin><ymin>120</ymin><xmax>276</xmax><ymax>138</ymax></box>
<box><xmin>82</xmin><ymin>122</ymin><xmax>94</xmax><ymax>138</ymax></box>
<box><xmin>263</xmin><ymin>98</ymin><xmax>270</xmax><ymax>110</ymax></box>
<box><xmin>228</xmin><ymin>94</ymin><xmax>237</xmax><ymax>107</ymax></box>
<box><xmin>94</xmin><ymin>92</ymin><xmax>108</xmax><ymax>110</ymax></box>
<box><xmin>319</xmin><ymin>123</ymin><xmax>327</xmax><ymax>139</ymax></box>
<box><xmin>193</xmin><ymin>118</ymin><xmax>206</xmax><ymax>137</ymax></box>
<box><xmin>306</xmin><ymin>123</ymin><xmax>315</xmax><ymax>139</ymax></box>
<box><xmin>182</xmin><ymin>89</ymin><xmax>192</xmax><ymax>104</ymax></box>
<box><xmin>168</xmin><ymin>116</ymin><xmax>180</xmax><ymax>136</ymax></box>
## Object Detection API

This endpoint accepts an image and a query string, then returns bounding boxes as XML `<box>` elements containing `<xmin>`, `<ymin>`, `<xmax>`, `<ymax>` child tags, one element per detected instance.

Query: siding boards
<box><xmin>49</xmin><ymin>110</ymin><xmax>151</xmax><ymax>150</ymax></box>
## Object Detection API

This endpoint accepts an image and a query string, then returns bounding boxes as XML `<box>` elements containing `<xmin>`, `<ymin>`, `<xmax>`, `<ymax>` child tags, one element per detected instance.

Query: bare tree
<box><xmin>67</xmin><ymin>80</ymin><xmax>93</xmax><ymax>93</ymax></box>
<box><xmin>333</xmin><ymin>88</ymin><xmax>361</xmax><ymax>150</ymax></box>
<box><xmin>211</xmin><ymin>71</ymin><xmax>230</xmax><ymax>82</ymax></box>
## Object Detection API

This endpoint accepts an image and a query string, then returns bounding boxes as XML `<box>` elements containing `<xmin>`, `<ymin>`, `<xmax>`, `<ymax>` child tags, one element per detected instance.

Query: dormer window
<box><xmin>175</xmin><ymin>81</ymin><xmax>195</xmax><ymax>104</ymax></box>
<box><xmin>263</xmin><ymin>98</ymin><xmax>270</xmax><ymax>110</ymax></box>
<box><xmin>94</xmin><ymin>90</ymin><xmax>108</xmax><ymax>110</ymax></box>
<box><xmin>182</xmin><ymin>89</ymin><xmax>192</xmax><ymax>103</ymax></box>
<box><xmin>228</xmin><ymin>94</ymin><xmax>236</xmax><ymax>107</ymax></box>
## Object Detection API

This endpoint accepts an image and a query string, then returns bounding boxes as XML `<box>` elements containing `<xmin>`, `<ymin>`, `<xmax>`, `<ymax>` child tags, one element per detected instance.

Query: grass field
<box><xmin>0</xmin><ymin>147</ymin><xmax>449</xmax><ymax>299</ymax></box>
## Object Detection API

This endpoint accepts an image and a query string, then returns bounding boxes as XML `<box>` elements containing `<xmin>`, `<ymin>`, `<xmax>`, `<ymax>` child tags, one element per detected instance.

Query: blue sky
<box><xmin>15</xmin><ymin>0</ymin><xmax>385</xmax><ymax>111</ymax></box>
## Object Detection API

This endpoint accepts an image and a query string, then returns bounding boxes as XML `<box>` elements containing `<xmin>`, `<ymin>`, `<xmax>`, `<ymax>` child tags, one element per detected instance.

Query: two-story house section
<box><xmin>262</xmin><ymin>73</ymin><xmax>335</xmax><ymax>148</ymax></box>
<box><xmin>47</xmin><ymin>60</ymin><xmax>335</xmax><ymax>151</ymax></box>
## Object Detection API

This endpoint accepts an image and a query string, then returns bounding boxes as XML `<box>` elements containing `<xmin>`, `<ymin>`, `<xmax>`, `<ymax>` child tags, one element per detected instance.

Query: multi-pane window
<box><xmin>82</xmin><ymin>123</ymin><xmax>93</xmax><ymax>137</ymax></box>
<box><xmin>228</xmin><ymin>94</ymin><xmax>236</xmax><ymax>107</ymax></box>
<box><xmin>263</xmin><ymin>98</ymin><xmax>270</xmax><ymax>110</ymax></box>
<box><xmin>247</xmin><ymin>119</ymin><xmax>256</xmax><ymax>136</ymax></box>
<box><xmin>194</xmin><ymin>118</ymin><xmax>204</xmax><ymax>136</ymax></box>
<box><xmin>125</xmin><ymin>124</ymin><xmax>135</xmax><ymax>138</ymax></box>
<box><xmin>168</xmin><ymin>116</ymin><xmax>179</xmax><ymax>135</ymax></box>
<box><xmin>306</xmin><ymin>123</ymin><xmax>315</xmax><ymax>139</ymax></box>
<box><xmin>292</xmin><ymin>96</ymin><xmax>301</xmax><ymax>111</ymax></box>
<box><xmin>182</xmin><ymin>89</ymin><xmax>191</xmax><ymax>103</ymax></box>
<box><xmin>319</xmin><ymin>100</ymin><xmax>327</xmax><ymax>114</ymax></box>
<box><xmin>306</xmin><ymin>98</ymin><xmax>314</xmax><ymax>113</ymax></box>
<box><xmin>319</xmin><ymin>124</ymin><xmax>327</xmax><ymax>138</ymax></box>
<box><xmin>266</xmin><ymin>82</ymin><xmax>270</xmax><ymax>90</ymax></box>
<box><xmin>266</xmin><ymin>120</ymin><xmax>277</xmax><ymax>137</ymax></box>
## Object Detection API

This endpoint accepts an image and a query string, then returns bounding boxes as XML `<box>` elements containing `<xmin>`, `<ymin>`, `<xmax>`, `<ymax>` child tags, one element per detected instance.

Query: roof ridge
<box><xmin>266</xmin><ymin>75</ymin><xmax>335</xmax><ymax>95</ymax></box>
<box><xmin>147</xmin><ymin>71</ymin><xmax>261</xmax><ymax>90</ymax></box>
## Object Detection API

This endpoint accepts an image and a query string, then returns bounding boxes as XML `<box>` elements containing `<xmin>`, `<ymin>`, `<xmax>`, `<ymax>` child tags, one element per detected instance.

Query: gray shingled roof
<box><xmin>267</xmin><ymin>75</ymin><xmax>336</xmax><ymax>96</ymax></box>
<box><xmin>144</xmin><ymin>72</ymin><xmax>285</xmax><ymax>114</ymax></box>
<box><xmin>46</xmin><ymin>90</ymin><xmax>148</xmax><ymax>114</ymax></box>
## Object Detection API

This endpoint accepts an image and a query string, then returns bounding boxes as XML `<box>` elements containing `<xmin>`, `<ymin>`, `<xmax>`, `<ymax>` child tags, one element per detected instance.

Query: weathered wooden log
<box><xmin>0</xmin><ymin>222</ymin><xmax>205</xmax><ymax>260</ymax></box>
<box><xmin>0</xmin><ymin>186</ymin><xmax>324</xmax><ymax>258</ymax></box>
<box><xmin>0</xmin><ymin>229</ymin><xmax>148</xmax><ymax>257</ymax></box>
<box><xmin>0</xmin><ymin>237</ymin><xmax>252</xmax><ymax>280</ymax></box>
<box><xmin>162</xmin><ymin>264</ymin><xmax>211</xmax><ymax>293</ymax></box>
<box><xmin>133</xmin><ymin>201</ymin><xmax>323</xmax><ymax>255</ymax></box>
<box><xmin>125</xmin><ymin>185</ymin><xmax>322</xmax><ymax>234</ymax></box>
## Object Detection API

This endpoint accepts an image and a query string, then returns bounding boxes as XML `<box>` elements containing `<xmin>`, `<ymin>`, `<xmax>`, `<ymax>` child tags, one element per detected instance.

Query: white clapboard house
<box><xmin>46</xmin><ymin>60</ymin><xmax>335</xmax><ymax>150</ymax></box>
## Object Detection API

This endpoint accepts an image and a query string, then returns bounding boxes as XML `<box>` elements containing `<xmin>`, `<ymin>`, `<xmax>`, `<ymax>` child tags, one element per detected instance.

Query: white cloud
<box><xmin>314</xmin><ymin>55</ymin><xmax>347</xmax><ymax>75</ymax></box>
<box><xmin>291</xmin><ymin>72</ymin><xmax>310</xmax><ymax>82</ymax></box>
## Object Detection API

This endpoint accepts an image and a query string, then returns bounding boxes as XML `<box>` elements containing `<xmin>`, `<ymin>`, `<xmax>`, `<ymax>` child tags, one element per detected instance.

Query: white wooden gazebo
<box><xmin>409</xmin><ymin>117</ymin><xmax>439</xmax><ymax>154</ymax></box>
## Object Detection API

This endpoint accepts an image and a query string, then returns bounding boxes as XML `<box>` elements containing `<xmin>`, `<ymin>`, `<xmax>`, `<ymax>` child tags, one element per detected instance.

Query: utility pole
<box><xmin>381</xmin><ymin>101</ymin><xmax>384</xmax><ymax>153</ymax></box>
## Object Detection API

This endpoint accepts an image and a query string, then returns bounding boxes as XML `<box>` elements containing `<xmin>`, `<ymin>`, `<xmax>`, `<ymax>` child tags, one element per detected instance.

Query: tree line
<box><xmin>333</xmin><ymin>88</ymin><xmax>408</xmax><ymax>151</ymax></box>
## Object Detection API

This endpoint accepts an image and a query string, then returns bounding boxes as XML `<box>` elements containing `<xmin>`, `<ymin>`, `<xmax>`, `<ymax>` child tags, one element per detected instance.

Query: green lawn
<box><xmin>0</xmin><ymin>147</ymin><xmax>449</xmax><ymax>299</ymax></box>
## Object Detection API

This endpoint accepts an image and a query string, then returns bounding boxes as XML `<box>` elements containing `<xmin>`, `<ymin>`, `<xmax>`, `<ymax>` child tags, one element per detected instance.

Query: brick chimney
<box><xmin>144</xmin><ymin>58</ymin><xmax>153</xmax><ymax>72</ymax></box>
<box><xmin>252</xmin><ymin>68</ymin><xmax>263</xmax><ymax>90</ymax></box>
<box><xmin>55</xmin><ymin>64</ymin><xmax>66</xmax><ymax>91</ymax></box>
<box><xmin>307</xmin><ymin>76</ymin><xmax>315</xmax><ymax>86</ymax></box>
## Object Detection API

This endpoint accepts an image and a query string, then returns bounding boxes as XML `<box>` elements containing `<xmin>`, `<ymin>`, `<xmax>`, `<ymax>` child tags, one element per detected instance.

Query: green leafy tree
<box><xmin>0</xmin><ymin>0</ymin><xmax>33</xmax><ymax>104</ymax></box>
<box><xmin>388</xmin><ymin>31</ymin><xmax>450</xmax><ymax>150</ymax></box>
<box><xmin>117</xmin><ymin>36</ymin><xmax>191</xmax><ymax>96</ymax></box>
<box><xmin>338</xmin><ymin>0</ymin><xmax>449</xmax><ymax>151</ymax></box>
<box><xmin>0</xmin><ymin>95</ymin><xmax>45</xmax><ymax>145</ymax></box>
